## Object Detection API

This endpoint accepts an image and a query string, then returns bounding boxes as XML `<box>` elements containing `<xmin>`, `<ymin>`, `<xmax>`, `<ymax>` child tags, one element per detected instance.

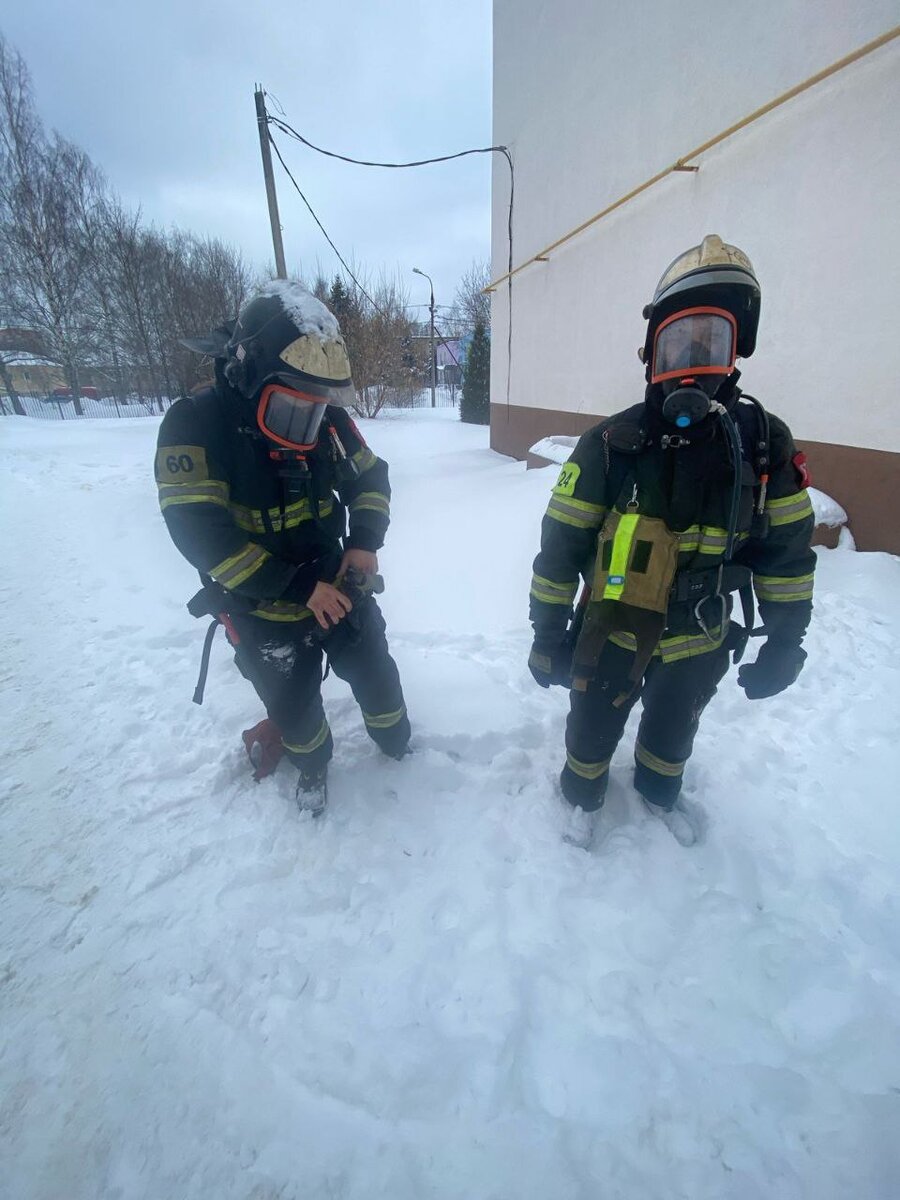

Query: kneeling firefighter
<box><xmin>155</xmin><ymin>281</ymin><xmax>410</xmax><ymax>816</ymax></box>
<box><xmin>528</xmin><ymin>236</ymin><xmax>815</xmax><ymax>843</ymax></box>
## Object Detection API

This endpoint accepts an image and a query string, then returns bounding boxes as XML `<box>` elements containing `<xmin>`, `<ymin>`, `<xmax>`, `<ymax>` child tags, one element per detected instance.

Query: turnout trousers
<box><xmin>561</xmin><ymin>638</ymin><xmax>731</xmax><ymax>812</ymax></box>
<box><xmin>230</xmin><ymin>599</ymin><xmax>409</xmax><ymax>780</ymax></box>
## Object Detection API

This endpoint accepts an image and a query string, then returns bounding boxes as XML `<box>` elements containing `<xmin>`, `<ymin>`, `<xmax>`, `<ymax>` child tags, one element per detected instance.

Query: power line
<box><xmin>268</xmin><ymin>114</ymin><xmax>511</xmax><ymax>177</ymax></box>
<box><xmin>267</xmin><ymin>133</ymin><xmax>384</xmax><ymax>316</ymax></box>
<box><xmin>265</xmin><ymin>105</ymin><xmax>515</xmax><ymax>408</ymax></box>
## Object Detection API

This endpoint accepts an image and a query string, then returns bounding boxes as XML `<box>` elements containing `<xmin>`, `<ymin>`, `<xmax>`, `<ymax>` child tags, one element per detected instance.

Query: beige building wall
<box><xmin>489</xmin><ymin>1</ymin><xmax>900</xmax><ymax>551</ymax></box>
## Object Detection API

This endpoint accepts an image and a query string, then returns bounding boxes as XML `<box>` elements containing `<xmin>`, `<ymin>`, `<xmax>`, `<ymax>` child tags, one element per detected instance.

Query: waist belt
<box><xmin>670</xmin><ymin>562</ymin><xmax>752</xmax><ymax>602</ymax></box>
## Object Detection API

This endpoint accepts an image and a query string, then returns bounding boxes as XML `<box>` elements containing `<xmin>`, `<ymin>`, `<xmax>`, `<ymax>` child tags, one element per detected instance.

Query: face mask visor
<box><xmin>256</xmin><ymin>382</ymin><xmax>332</xmax><ymax>450</ymax></box>
<box><xmin>651</xmin><ymin>307</ymin><xmax>737</xmax><ymax>385</ymax></box>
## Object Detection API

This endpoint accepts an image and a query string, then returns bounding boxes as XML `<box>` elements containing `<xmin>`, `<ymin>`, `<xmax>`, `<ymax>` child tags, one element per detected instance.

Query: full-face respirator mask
<box><xmin>650</xmin><ymin>306</ymin><xmax>737</xmax><ymax>428</ymax></box>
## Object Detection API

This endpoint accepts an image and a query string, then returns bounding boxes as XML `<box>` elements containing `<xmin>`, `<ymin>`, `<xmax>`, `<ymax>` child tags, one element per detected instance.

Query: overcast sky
<box><xmin>2</xmin><ymin>0</ymin><xmax>492</xmax><ymax>314</ymax></box>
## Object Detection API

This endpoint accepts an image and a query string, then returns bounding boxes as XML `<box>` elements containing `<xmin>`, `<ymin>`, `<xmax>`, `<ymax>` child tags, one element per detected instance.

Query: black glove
<box><xmin>528</xmin><ymin>636</ymin><xmax>572</xmax><ymax>688</ymax></box>
<box><xmin>737</xmin><ymin>639</ymin><xmax>807</xmax><ymax>700</ymax></box>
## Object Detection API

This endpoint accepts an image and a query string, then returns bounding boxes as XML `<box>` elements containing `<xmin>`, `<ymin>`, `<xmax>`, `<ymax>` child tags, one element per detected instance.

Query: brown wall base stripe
<box><xmin>490</xmin><ymin>403</ymin><xmax>900</xmax><ymax>554</ymax></box>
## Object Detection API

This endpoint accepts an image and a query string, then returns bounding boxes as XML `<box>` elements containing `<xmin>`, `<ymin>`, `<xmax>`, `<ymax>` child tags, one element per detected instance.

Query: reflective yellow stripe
<box><xmin>160</xmin><ymin>492</ymin><xmax>231</xmax><ymax>512</ymax></box>
<box><xmin>353</xmin><ymin>447</ymin><xmax>378</xmax><ymax>473</ymax></box>
<box><xmin>158</xmin><ymin>479</ymin><xmax>228</xmax><ymax>502</ymax></box>
<box><xmin>603</xmin><ymin>513</ymin><xmax>639</xmax><ymax>600</ymax></box>
<box><xmin>249</xmin><ymin>601</ymin><xmax>312</xmax><ymax>622</ymax></box>
<box><xmin>678</xmin><ymin>525</ymin><xmax>702</xmax><ymax>552</ymax></box>
<box><xmin>660</xmin><ymin>624</ymin><xmax>726</xmax><ymax>663</ymax></box>
<box><xmin>635</xmin><ymin>742</ymin><xmax>684</xmax><ymax>777</ymax></box>
<box><xmin>608</xmin><ymin>625</ymin><xmax>726</xmax><ymax>661</ymax></box>
<box><xmin>228</xmin><ymin>497</ymin><xmax>321</xmax><ymax>533</ymax></box>
<box><xmin>209</xmin><ymin>543</ymin><xmax>270</xmax><ymax>589</ymax></box>
<box><xmin>754</xmin><ymin>572</ymin><xmax>815</xmax><ymax>602</ymax></box>
<box><xmin>350</xmin><ymin>491</ymin><xmax>390</xmax><ymax>516</ymax></box>
<box><xmin>678</xmin><ymin>526</ymin><xmax>748</xmax><ymax>556</ymax></box>
<box><xmin>765</xmin><ymin>490</ymin><xmax>814</xmax><ymax>526</ymax></box>
<box><xmin>283</xmin><ymin>720</ymin><xmax>330</xmax><ymax>756</ymax></box>
<box><xmin>546</xmin><ymin>495</ymin><xmax>606</xmax><ymax>529</ymax></box>
<box><xmin>530</xmin><ymin>574</ymin><xmax>578</xmax><ymax>606</ymax></box>
<box><xmin>362</xmin><ymin>705</ymin><xmax>407</xmax><ymax>730</ymax></box>
<box><xmin>609</xmin><ymin>630</ymin><xmax>641</xmax><ymax>653</ymax></box>
<box><xmin>566</xmin><ymin>751</ymin><xmax>611</xmax><ymax>781</ymax></box>
<box><xmin>159</xmin><ymin>478</ymin><xmax>230</xmax><ymax>512</ymax></box>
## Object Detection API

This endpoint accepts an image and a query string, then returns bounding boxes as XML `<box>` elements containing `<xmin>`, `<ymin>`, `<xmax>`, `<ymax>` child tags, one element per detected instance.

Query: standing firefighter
<box><xmin>156</xmin><ymin>281</ymin><xmax>410</xmax><ymax>816</ymax></box>
<box><xmin>529</xmin><ymin>236</ymin><xmax>815</xmax><ymax>847</ymax></box>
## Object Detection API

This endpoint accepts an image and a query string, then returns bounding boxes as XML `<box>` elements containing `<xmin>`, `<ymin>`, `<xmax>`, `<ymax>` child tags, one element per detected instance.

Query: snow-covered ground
<box><xmin>1</xmin><ymin>407</ymin><xmax>899</xmax><ymax>1200</ymax></box>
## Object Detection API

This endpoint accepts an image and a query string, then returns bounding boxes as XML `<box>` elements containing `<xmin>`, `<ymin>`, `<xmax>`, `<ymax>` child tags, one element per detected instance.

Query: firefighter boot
<box><xmin>295</xmin><ymin>769</ymin><xmax>328</xmax><ymax>818</ymax></box>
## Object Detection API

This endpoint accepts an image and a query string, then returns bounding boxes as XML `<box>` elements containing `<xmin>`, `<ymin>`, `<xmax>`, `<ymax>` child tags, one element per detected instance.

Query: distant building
<box><xmin>489</xmin><ymin>2</ymin><xmax>900</xmax><ymax>551</ymax></box>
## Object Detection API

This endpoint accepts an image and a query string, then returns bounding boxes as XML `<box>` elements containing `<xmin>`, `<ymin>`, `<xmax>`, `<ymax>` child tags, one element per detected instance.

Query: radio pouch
<box><xmin>572</xmin><ymin>508</ymin><xmax>681</xmax><ymax>704</ymax></box>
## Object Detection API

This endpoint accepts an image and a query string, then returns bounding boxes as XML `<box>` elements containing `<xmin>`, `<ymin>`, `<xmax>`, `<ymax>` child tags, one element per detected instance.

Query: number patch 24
<box><xmin>552</xmin><ymin>462</ymin><xmax>581</xmax><ymax>497</ymax></box>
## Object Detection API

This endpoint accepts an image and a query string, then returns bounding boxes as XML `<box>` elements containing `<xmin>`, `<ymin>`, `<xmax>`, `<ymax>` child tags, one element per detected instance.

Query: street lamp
<box><xmin>412</xmin><ymin>267</ymin><xmax>436</xmax><ymax>409</ymax></box>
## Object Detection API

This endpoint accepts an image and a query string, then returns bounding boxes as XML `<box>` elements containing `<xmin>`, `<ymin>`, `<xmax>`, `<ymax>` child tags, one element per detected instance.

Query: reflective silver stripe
<box><xmin>229</xmin><ymin>497</ymin><xmax>315</xmax><ymax>533</ymax></box>
<box><xmin>353</xmin><ymin>447</ymin><xmax>378</xmax><ymax>473</ymax></box>
<box><xmin>283</xmin><ymin>720</ymin><xmax>330</xmax><ymax>755</ymax></box>
<box><xmin>609</xmin><ymin>626</ymin><xmax>725</xmax><ymax>661</ymax></box>
<box><xmin>210</xmin><ymin>543</ymin><xmax>270</xmax><ymax>589</ymax></box>
<box><xmin>547</xmin><ymin>495</ymin><xmax>605</xmax><ymax>529</ymax></box>
<box><xmin>635</xmin><ymin>741</ymin><xmax>684</xmax><ymax>777</ymax></box>
<box><xmin>158</xmin><ymin>480</ymin><xmax>228</xmax><ymax>502</ymax></box>
<box><xmin>158</xmin><ymin>480</ymin><xmax>229</xmax><ymax>511</ymax></box>
<box><xmin>530</xmin><ymin>573</ymin><xmax>578</xmax><ymax>606</ymax></box>
<box><xmin>678</xmin><ymin>526</ymin><xmax>748</xmax><ymax>556</ymax></box>
<box><xmin>350</xmin><ymin>491</ymin><xmax>390</xmax><ymax>517</ymax></box>
<box><xmin>566</xmin><ymin>751</ymin><xmax>611</xmax><ymax>781</ymax></box>
<box><xmin>249</xmin><ymin>601</ymin><xmax>312</xmax><ymax>622</ymax></box>
<box><xmin>362</xmin><ymin>705</ymin><xmax>407</xmax><ymax>730</ymax></box>
<box><xmin>754</xmin><ymin>572</ymin><xmax>815</xmax><ymax>602</ymax></box>
<box><xmin>697</xmin><ymin>529</ymin><xmax>729</xmax><ymax>553</ymax></box>
<box><xmin>766</xmin><ymin>490</ymin><xmax>813</xmax><ymax>526</ymax></box>
<box><xmin>660</xmin><ymin>625</ymin><xmax>726</xmax><ymax>662</ymax></box>
<box><xmin>229</xmin><ymin>496</ymin><xmax>316</xmax><ymax>535</ymax></box>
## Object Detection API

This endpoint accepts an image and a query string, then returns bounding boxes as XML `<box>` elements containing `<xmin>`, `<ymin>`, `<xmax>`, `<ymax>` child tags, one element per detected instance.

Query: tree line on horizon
<box><xmin>0</xmin><ymin>33</ymin><xmax>490</xmax><ymax>421</ymax></box>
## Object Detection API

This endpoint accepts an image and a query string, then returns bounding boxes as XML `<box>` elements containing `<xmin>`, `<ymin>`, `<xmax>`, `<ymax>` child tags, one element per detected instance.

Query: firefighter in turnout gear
<box><xmin>156</xmin><ymin>281</ymin><xmax>410</xmax><ymax>815</ymax></box>
<box><xmin>529</xmin><ymin>236</ymin><xmax>815</xmax><ymax>846</ymax></box>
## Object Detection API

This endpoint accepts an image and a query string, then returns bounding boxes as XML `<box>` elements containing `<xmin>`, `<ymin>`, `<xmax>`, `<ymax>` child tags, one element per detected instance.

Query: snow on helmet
<box><xmin>223</xmin><ymin>280</ymin><xmax>353</xmax><ymax>402</ymax></box>
<box><xmin>223</xmin><ymin>281</ymin><xmax>354</xmax><ymax>451</ymax></box>
<box><xmin>640</xmin><ymin>235</ymin><xmax>761</xmax><ymax>366</ymax></box>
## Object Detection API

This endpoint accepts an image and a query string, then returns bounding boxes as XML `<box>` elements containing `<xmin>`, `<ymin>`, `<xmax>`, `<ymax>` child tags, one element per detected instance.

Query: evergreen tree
<box><xmin>460</xmin><ymin>320</ymin><xmax>490</xmax><ymax>425</ymax></box>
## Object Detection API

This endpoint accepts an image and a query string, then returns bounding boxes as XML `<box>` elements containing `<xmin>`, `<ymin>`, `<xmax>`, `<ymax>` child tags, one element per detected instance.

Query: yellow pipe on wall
<box><xmin>485</xmin><ymin>25</ymin><xmax>900</xmax><ymax>293</ymax></box>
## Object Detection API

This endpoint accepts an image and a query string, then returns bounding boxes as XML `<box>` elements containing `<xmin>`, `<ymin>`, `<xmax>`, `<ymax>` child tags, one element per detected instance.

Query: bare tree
<box><xmin>320</xmin><ymin>270</ymin><xmax>422</xmax><ymax>418</ymax></box>
<box><xmin>0</xmin><ymin>36</ymin><xmax>105</xmax><ymax>415</ymax></box>
<box><xmin>449</xmin><ymin>258</ymin><xmax>491</xmax><ymax>334</ymax></box>
<box><xmin>1</xmin><ymin>34</ymin><xmax>252</xmax><ymax>418</ymax></box>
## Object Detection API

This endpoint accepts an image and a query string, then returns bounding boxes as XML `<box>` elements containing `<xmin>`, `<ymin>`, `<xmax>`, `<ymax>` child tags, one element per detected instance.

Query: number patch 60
<box><xmin>155</xmin><ymin>444</ymin><xmax>207</xmax><ymax>484</ymax></box>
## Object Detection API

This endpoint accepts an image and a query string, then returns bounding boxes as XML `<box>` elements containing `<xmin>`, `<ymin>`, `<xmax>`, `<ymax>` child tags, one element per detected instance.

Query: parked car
<box><xmin>49</xmin><ymin>386</ymin><xmax>100</xmax><ymax>400</ymax></box>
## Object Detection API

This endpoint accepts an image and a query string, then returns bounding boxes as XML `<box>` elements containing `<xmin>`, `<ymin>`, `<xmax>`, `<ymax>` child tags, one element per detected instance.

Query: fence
<box><xmin>1</xmin><ymin>384</ymin><xmax>458</xmax><ymax>421</ymax></box>
<box><xmin>396</xmin><ymin>384</ymin><xmax>459</xmax><ymax>409</ymax></box>
<box><xmin>0</xmin><ymin>393</ymin><xmax>174</xmax><ymax>420</ymax></box>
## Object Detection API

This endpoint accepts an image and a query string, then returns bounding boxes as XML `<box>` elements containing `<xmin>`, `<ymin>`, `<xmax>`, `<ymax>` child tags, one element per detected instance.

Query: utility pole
<box><xmin>254</xmin><ymin>86</ymin><xmax>287</xmax><ymax>279</ymax></box>
<box><xmin>413</xmin><ymin>267</ymin><xmax>436</xmax><ymax>408</ymax></box>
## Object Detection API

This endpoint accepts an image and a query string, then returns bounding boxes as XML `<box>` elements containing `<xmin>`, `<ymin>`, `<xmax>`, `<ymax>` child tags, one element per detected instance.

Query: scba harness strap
<box><xmin>572</xmin><ymin>397</ymin><xmax>771</xmax><ymax>693</ymax></box>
